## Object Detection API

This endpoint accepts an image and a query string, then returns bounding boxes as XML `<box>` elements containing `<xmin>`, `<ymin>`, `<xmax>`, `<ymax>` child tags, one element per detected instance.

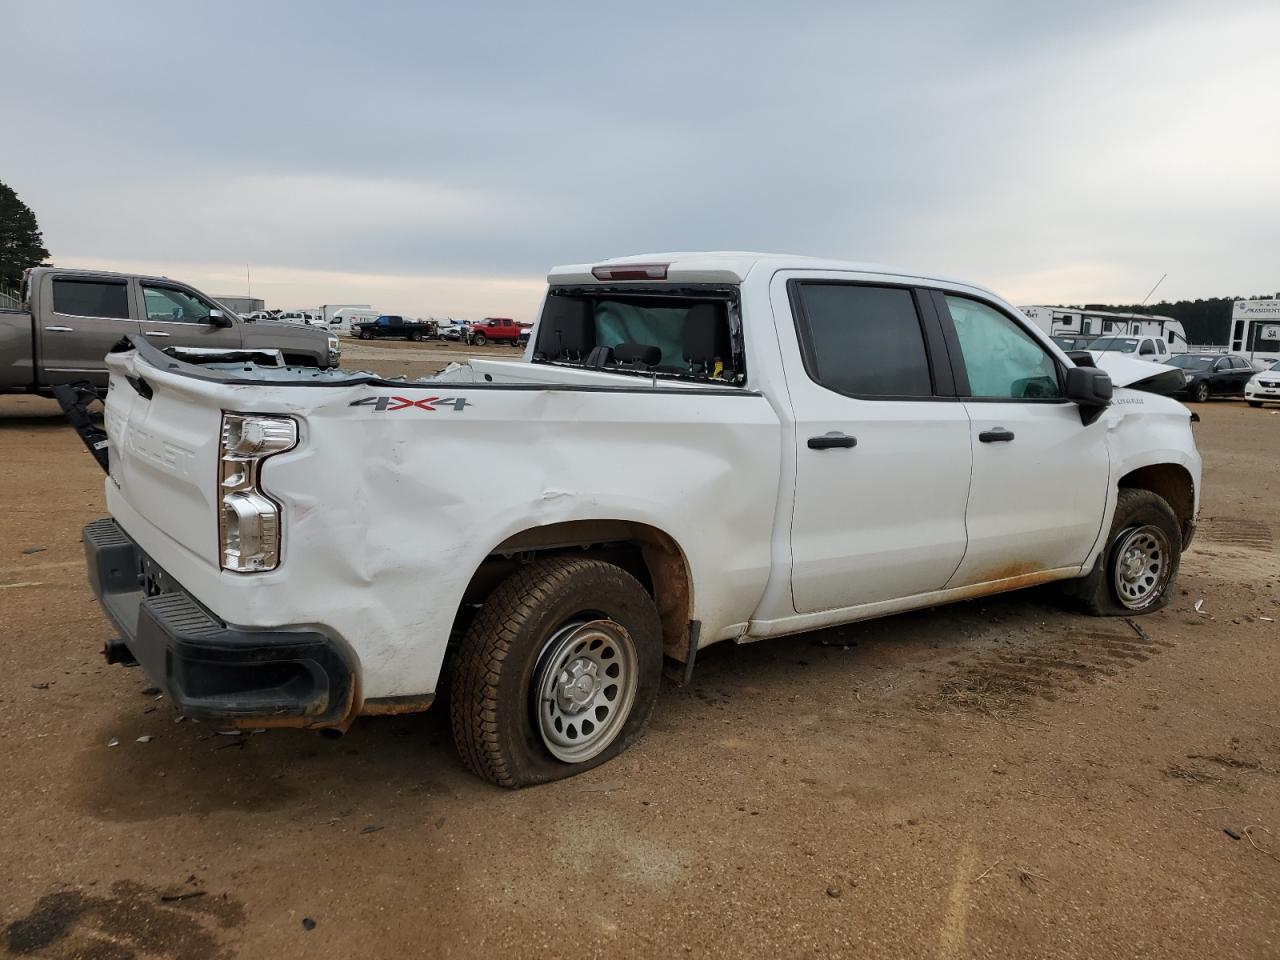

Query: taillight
<box><xmin>218</xmin><ymin>414</ymin><xmax>297</xmax><ymax>572</ymax></box>
<box><xmin>591</xmin><ymin>263</ymin><xmax>668</xmax><ymax>281</ymax></box>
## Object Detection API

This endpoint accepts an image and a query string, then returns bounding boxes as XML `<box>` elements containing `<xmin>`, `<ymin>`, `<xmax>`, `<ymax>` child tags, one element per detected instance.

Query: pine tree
<box><xmin>0</xmin><ymin>181</ymin><xmax>51</xmax><ymax>292</ymax></box>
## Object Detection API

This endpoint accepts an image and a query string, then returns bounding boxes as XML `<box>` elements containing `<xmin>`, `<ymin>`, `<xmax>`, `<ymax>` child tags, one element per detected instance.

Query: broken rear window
<box><xmin>533</xmin><ymin>289</ymin><xmax>745</xmax><ymax>384</ymax></box>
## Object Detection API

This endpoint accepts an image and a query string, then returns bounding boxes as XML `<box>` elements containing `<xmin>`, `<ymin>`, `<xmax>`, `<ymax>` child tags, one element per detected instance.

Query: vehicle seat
<box><xmin>682</xmin><ymin>304</ymin><xmax>732</xmax><ymax>376</ymax></box>
<box><xmin>613</xmin><ymin>342</ymin><xmax>661</xmax><ymax>369</ymax></box>
<box><xmin>535</xmin><ymin>298</ymin><xmax>593</xmax><ymax>361</ymax></box>
<box><xmin>585</xmin><ymin>345</ymin><xmax>614</xmax><ymax>369</ymax></box>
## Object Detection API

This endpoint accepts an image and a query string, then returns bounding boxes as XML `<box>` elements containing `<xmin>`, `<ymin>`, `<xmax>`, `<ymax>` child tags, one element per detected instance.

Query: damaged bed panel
<box><xmin>99</xmin><ymin>339</ymin><xmax>782</xmax><ymax>707</ymax></box>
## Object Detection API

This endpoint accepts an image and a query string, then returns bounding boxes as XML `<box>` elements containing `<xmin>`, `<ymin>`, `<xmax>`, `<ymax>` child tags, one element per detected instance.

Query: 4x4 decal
<box><xmin>350</xmin><ymin>396</ymin><xmax>471</xmax><ymax>412</ymax></box>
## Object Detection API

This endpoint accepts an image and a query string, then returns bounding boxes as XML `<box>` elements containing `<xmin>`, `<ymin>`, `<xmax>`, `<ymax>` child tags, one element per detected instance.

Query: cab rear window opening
<box><xmin>788</xmin><ymin>280</ymin><xmax>1066</xmax><ymax>403</ymax></box>
<box><xmin>532</xmin><ymin>288</ymin><xmax>747</xmax><ymax>385</ymax></box>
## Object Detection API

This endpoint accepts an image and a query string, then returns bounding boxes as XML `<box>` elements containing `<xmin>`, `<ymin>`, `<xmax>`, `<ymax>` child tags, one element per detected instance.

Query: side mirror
<box><xmin>1065</xmin><ymin>366</ymin><xmax>1112</xmax><ymax>425</ymax></box>
<box><xmin>207</xmin><ymin>309</ymin><xmax>233</xmax><ymax>328</ymax></box>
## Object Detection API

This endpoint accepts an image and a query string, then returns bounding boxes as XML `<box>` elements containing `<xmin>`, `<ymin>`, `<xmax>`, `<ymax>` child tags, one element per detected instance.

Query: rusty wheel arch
<box><xmin>464</xmin><ymin>520</ymin><xmax>695</xmax><ymax>665</ymax></box>
<box><xmin>1117</xmin><ymin>464</ymin><xmax>1196</xmax><ymax>547</ymax></box>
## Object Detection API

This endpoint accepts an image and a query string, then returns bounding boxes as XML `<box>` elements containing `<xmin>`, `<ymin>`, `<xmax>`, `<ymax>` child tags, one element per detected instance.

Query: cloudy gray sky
<box><xmin>5</xmin><ymin>0</ymin><xmax>1278</xmax><ymax>319</ymax></box>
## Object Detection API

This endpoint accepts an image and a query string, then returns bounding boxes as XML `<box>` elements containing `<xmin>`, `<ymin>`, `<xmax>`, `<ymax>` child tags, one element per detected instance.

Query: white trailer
<box><xmin>1229</xmin><ymin>299</ymin><xmax>1280</xmax><ymax>367</ymax></box>
<box><xmin>329</xmin><ymin>307</ymin><xmax>381</xmax><ymax>336</ymax></box>
<box><xmin>1020</xmin><ymin>306</ymin><xmax>1189</xmax><ymax>358</ymax></box>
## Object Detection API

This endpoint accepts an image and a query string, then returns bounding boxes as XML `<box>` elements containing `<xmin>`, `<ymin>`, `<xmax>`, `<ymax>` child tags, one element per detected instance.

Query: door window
<box><xmin>52</xmin><ymin>279</ymin><xmax>130</xmax><ymax>319</ymax></box>
<box><xmin>142</xmin><ymin>285</ymin><xmax>217</xmax><ymax>323</ymax></box>
<box><xmin>944</xmin><ymin>295</ymin><xmax>1063</xmax><ymax>399</ymax></box>
<box><xmin>1139</xmin><ymin>339</ymin><xmax>1156</xmax><ymax>356</ymax></box>
<box><xmin>791</xmin><ymin>283</ymin><xmax>933</xmax><ymax>397</ymax></box>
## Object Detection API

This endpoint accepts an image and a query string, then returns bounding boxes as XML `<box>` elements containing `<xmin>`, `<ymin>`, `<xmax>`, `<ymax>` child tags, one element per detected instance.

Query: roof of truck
<box><xmin>548</xmin><ymin>252</ymin><xmax>994</xmax><ymax>296</ymax></box>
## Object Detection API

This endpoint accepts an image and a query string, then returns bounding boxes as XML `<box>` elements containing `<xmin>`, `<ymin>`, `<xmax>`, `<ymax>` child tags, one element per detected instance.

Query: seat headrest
<box><xmin>535</xmin><ymin>298</ymin><xmax>593</xmax><ymax>357</ymax></box>
<box><xmin>613</xmin><ymin>342</ymin><xmax>662</xmax><ymax>367</ymax></box>
<box><xmin>682</xmin><ymin>303</ymin><xmax>730</xmax><ymax>363</ymax></box>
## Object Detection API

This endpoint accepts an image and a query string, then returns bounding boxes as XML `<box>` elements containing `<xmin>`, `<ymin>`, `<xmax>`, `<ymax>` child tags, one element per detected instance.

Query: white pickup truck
<box><xmin>80</xmin><ymin>253</ymin><xmax>1201</xmax><ymax>787</ymax></box>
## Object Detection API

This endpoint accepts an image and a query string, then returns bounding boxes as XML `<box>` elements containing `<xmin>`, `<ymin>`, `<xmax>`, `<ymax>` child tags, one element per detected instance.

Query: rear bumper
<box><xmin>83</xmin><ymin>518</ymin><xmax>356</xmax><ymax>728</ymax></box>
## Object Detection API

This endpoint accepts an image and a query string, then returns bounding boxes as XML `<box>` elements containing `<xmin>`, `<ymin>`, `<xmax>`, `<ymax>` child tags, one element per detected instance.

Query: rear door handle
<box><xmin>44</xmin><ymin>325</ymin><xmax>74</xmax><ymax>333</ymax></box>
<box><xmin>143</xmin><ymin>331</ymin><xmax>171</xmax><ymax>337</ymax></box>
<box><xmin>808</xmin><ymin>431</ymin><xmax>857</xmax><ymax>450</ymax></box>
<box><xmin>979</xmin><ymin>428</ymin><xmax>1015</xmax><ymax>443</ymax></box>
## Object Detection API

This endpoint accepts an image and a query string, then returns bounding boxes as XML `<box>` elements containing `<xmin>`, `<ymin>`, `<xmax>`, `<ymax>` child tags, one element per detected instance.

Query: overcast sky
<box><xmin>5</xmin><ymin>0</ymin><xmax>1278</xmax><ymax>319</ymax></box>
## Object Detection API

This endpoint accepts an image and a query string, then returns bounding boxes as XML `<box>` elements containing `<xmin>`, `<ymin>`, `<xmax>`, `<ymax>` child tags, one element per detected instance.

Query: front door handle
<box><xmin>143</xmin><ymin>331</ymin><xmax>171</xmax><ymax>337</ymax></box>
<box><xmin>808</xmin><ymin>431</ymin><xmax>857</xmax><ymax>450</ymax></box>
<box><xmin>979</xmin><ymin>428</ymin><xmax>1015</xmax><ymax>443</ymax></box>
<box><xmin>44</xmin><ymin>325</ymin><xmax>74</xmax><ymax>333</ymax></box>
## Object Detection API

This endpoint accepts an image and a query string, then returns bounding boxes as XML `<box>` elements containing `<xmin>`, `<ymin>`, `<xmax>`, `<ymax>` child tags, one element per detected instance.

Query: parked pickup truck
<box><xmin>1</xmin><ymin>267</ymin><xmax>339</xmax><ymax>395</ymax></box>
<box><xmin>78</xmin><ymin>252</ymin><xmax>1200</xmax><ymax>788</ymax></box>
<box><xmin>469</xmin><ymin>316</ymin><xmax>530</xmax><ymax>346</ymax></box>
<box><xmin>352</xmin><ymin>315</ymin><xmax>437</xmax><ymax>341</ymax></box>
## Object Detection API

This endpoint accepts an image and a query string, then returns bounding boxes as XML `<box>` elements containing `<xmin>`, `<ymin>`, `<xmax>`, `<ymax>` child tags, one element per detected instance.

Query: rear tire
<box><xmin>450</xmin><ymin>557</ymin><xmax>662</xmax><ymax>788</ymax></box>
<box><xmin>409</xmin><ymin>331</ymin><xmax>422</xmax><ymax>342</ymax></box>
<box><xmin>1062</xmin><ymin>488</ymin><xmax>1182</xmax><ymax>616</ymax></box>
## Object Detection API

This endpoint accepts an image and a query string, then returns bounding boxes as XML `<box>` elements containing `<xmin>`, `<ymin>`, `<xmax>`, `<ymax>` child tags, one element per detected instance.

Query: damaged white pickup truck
<box><xmin>79</xmin><ymin>253</ymin><xmax>1201</xmax><ymax>787</ymax></box>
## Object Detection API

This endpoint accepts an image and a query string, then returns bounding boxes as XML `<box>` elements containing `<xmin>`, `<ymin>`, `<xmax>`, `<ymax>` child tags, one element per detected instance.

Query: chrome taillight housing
<box><xmin>219</xmin><ymin>414</ymin><xmax>297</xmax><ymax>572</ymax></box>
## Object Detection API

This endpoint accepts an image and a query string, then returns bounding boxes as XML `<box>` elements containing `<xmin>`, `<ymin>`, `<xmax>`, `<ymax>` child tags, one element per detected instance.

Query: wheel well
<box><xmin>1118</xmin><ymin>464</ymin><xmax>1195</xmax><ymax>546</ymax></box>
<box><xmin>460</xmin><ymin>521</ymin><xmax>694</xmax><ymax>663</ymax></box>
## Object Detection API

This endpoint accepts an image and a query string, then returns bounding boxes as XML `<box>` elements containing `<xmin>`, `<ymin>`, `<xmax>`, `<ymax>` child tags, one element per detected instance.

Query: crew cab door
<box><xmin>932</xmin><ymin>293</ymin><xmax>1109</xmax><ymax>587</ymax></box>
<box><xmin>38</xmin><ymin>275</ymin><xmax>140</xmax><ymax>388</ymax></box>
<box><xmin>137</xmin><ymin>282</ymin><xmax>243</xmax><ymax>351</ymax></box>
<box><xmin>776</xmin><ymin>276</ymin><xmax>972</xmax><ymax>613</ymax></box>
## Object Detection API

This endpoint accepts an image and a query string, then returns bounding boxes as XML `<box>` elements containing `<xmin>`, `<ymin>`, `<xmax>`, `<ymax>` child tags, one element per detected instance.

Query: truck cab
<box><xmin>0</xmin><ymin>268</ymin><xmax>339</xmax><ymax>395</ymax></box>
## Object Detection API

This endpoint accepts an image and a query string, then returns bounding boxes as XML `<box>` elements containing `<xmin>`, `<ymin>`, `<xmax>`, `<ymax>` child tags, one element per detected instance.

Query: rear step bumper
<box><xmin>83</xmin><ymin>518</ymin><xmax>356</xmax><ymax>728</ymax></box>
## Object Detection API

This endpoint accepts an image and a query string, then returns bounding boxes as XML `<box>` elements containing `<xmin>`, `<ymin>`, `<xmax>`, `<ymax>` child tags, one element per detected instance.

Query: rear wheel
<box><xmin>450</xmin><ymin>557</ymin><xmax>662</xmax><ymax>787</ymax></box>
<box><xmin>409</xmin><ymin>331</ymin><xmax>422</xmax><ymax>342</ymax></box>
<box><xmin>1062</xmin><ymin>488</ymin><xmax>1182</xmax><ymax>616</ymax></box>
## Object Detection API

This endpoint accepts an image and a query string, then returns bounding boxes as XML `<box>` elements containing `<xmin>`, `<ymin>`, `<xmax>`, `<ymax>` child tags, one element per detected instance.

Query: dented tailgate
<box><xmin>104</xmin><ymin>351</ymin><xmax>224</xmax><ymax>567</ymax></box>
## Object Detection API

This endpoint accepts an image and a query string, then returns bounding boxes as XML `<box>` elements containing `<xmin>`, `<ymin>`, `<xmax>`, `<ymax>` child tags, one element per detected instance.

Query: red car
<box><xmin>470</xmin><ymin>317</ymin><xmax>531</xmax><ymax>347</ymax></box>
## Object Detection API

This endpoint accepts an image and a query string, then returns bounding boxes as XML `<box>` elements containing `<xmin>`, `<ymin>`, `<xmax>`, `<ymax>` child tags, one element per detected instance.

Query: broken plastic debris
<box><xmin>136</xmin><ymin>735</ymin><xmax>155</xmax><ymax>743</ymax></box>
<box><xmin>107</xmin><ymin>737</ymin><xmax>120</xmax><ymax>747</ymax></box>
<box><xmin>1193</xmin><ymin>599</ymin><xmax>1204</xmax><ymax>613</ymax></box>
<box><xmin>1261</xmin><ymin>617</ymin><xmax>1275</xmax><ymax>623</ymax></box>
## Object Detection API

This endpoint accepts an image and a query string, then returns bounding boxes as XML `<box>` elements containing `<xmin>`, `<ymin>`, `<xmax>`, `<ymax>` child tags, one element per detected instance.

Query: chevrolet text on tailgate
<box><xmin>82</xmin><ymin>253</ymin><xmax>1201</xmax><ymax>787</ymax></box>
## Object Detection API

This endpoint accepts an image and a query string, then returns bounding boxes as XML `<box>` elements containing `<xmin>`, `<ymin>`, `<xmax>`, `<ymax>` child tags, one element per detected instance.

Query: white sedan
<box><xmin>1245</xmin><ymin>360</ymin><xmax>1280</xmax><ymax>408</ymax></box>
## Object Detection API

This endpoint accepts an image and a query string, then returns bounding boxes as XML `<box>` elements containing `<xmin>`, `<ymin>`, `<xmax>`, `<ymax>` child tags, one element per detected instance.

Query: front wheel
<box><xmin>1248</xmin><ymin>400</ymin><xmax>1263</xmax><ymax>408</ymax></box>
<box><xmin>450</xmin><ymin>557</ymin><xmax>662</xmax><ymax>787</ymax></box>
<box><xmin>359</xmin><ymin>330</ymin><xmax>373</xmax><ymax>340</ymax></box>
<box><xmin>471</xmin><ymin>332</ymin><xmax>487</xmax><ymax>346</ymax></box>
<box><xmin>1062</xmin><ymin>488</ymin><xmax>1182</xmax><ymax>616</ymax></box>
<box><xmin>1190</xmin><ymin>381</ymin><xmax>1210</xmax><ymax>403</ymax></box>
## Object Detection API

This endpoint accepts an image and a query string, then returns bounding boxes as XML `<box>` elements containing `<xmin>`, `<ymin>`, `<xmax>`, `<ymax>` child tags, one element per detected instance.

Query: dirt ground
<box><xmin>1</xmin><ymin>348</ymin><xmax>1278</xmax><ymax>959</ymax></box>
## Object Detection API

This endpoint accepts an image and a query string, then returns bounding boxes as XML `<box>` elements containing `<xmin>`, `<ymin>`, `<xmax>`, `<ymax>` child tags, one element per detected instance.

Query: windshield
<box><xmin>534</xmin><ymin>289</ymin><xmax>744</xmax><ymax>385</ymax></box>
<box><xmin>1088</xmin><ymin>336</ymin><xmax>1139</xmax><ymax>353</ymax></box>
<box><xmin>1168</xmin><ymin>355</ymin><xmax>1216</xmax><ymax>370</ymax></box>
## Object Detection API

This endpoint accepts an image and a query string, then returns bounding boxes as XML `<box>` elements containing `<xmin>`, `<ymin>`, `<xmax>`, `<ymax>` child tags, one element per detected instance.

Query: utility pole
<box><xmin>246</xmin><ymin>265</ymin><xmax>252</xmax><ymax>298</ymax></box>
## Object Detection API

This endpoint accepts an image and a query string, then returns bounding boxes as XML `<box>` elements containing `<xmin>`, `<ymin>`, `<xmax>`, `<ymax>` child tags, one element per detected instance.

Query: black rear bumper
<box><xmin>83</xmin><ymin>518</ymin><xmax>355</xmax><ymax>727</ymax></box>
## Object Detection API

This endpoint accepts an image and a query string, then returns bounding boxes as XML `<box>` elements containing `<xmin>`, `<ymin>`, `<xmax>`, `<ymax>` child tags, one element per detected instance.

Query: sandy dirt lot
<box><xmin>1</xmin><ymin>352</ymin><xmax>1278</xmax><ymax>960</ymax></box>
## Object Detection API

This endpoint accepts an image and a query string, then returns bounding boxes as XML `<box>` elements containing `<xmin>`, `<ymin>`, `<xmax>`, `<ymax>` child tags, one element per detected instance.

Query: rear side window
<box><xmin>52</xmin><ymin>279</ymin><xmax>129</xmax><ymax>319</ymax></box>
<box><xmin>791</xmin><ymin>283</ymin><xmax>932</xmax><ymax>397</ymax></box>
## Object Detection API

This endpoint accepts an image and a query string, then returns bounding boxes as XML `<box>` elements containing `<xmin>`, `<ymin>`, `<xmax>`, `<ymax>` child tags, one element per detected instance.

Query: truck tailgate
<box><xmin>104</xmin><ymin>353</ymin><xmax>224</xmax><ymax>567</ymax></box>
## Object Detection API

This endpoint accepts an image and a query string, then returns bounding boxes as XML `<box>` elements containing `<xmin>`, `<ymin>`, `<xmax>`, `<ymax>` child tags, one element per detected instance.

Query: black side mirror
<box><xmin>1065</xmin><ymin>366</ymin><xmax>1112</xmax><ymax>425</ymax></box>
<box><xmin>207</xmin><ymin>309</ymin><xmax>233</xmax><ymax>328</ymax></box>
